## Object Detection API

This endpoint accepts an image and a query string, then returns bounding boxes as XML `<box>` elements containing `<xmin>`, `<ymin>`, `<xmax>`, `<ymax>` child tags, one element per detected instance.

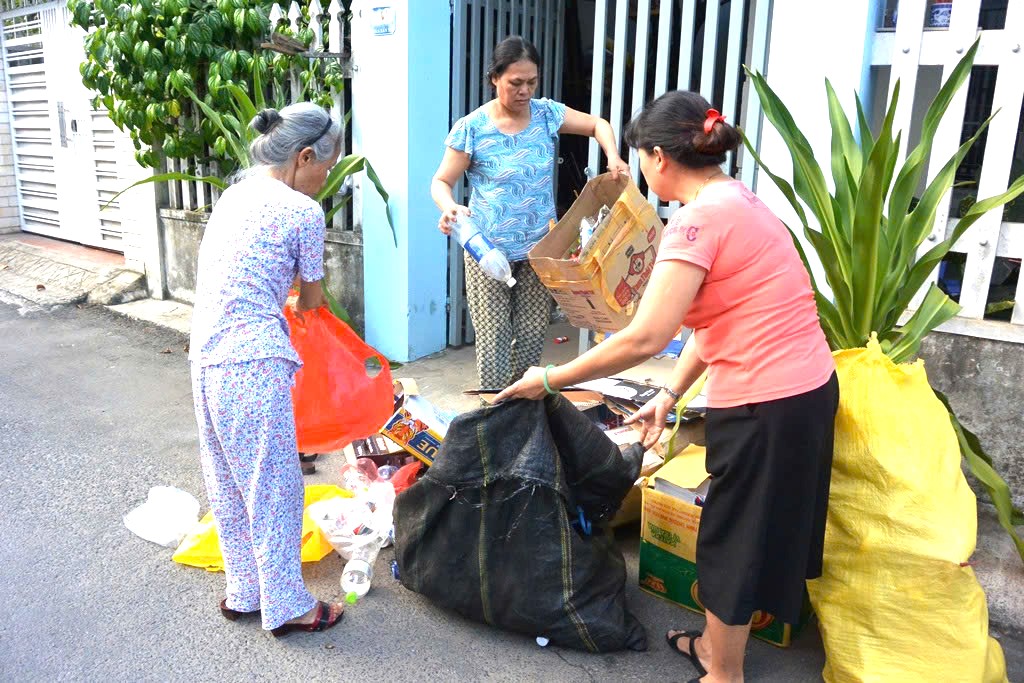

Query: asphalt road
<box><xmin>1</xmin><ymin>301</ymin><xmax>1020</xmax><ymax>682</ymax></box>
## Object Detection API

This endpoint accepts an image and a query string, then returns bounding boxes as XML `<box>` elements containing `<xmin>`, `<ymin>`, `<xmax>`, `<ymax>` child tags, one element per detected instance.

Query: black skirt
<box><xmin>696</xmin><ymin>372</ymin><xmax>839</xmax><ymax>626</ymax></box>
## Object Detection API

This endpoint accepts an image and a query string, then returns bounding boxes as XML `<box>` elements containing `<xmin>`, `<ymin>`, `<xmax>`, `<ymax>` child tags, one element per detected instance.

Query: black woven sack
<box><xmin>394</xmin><ymin>395</ymin><xmax>647</xmax><ymax>652</ymax></box>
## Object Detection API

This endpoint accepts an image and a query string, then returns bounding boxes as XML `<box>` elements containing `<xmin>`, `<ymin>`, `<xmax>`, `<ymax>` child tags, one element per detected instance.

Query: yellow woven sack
<box><xmin>808</xmin><ymin>341</ymin><xmax>1006</xmax><ymax>682</ymax></box>
<box><xmin>172</xmin><ymin>484</ymin><xmax>351</xmax><ymax>572</ymax></box>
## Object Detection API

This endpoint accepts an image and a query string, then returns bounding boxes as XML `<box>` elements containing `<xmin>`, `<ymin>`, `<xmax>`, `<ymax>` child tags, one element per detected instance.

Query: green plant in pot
<box><xmin>737</xmin><ymin>39</ymin><xmax>1022</xmax><ymax>682</ymax></box>
<box><xmin>741</xmin><ymin>39</ymin><xmax>1023</xmax><ymax>561</ymax></box>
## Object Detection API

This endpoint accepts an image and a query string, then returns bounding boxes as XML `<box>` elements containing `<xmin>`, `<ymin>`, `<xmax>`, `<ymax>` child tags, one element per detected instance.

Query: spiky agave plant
<box><xmin>742</xmin><ymin>40</ymin><xmax>1024</xmax><ymax>561</ymax></box>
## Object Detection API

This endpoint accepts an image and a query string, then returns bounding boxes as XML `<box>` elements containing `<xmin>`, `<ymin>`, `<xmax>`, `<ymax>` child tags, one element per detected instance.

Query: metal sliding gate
<box><xmin>586</xmin><ymin>0</ymin><xmax>772</xmax><ymax>218</ymax></box>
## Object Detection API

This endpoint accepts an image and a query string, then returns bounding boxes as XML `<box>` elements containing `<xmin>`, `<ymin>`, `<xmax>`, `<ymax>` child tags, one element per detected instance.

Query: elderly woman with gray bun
<box><xmin>188</xmin><ymin>102</ymin><xmax>345</xmax><ymax>637</ymax></box>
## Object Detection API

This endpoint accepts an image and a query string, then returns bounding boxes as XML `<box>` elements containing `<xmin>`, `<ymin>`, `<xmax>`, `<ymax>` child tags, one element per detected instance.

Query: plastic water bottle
<box><xmin>455</xmin><ymin>216</ymin><xmax>516</xmax><ymax>287</ymax></box>
<box><xmin>340</xmin><ymin>532</ymin><xmax>386</xmax><ymax>599</ymax></box>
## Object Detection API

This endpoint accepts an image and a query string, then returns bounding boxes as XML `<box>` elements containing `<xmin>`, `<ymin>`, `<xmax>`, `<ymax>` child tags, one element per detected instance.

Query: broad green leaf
<box><xmin>897</xmin><ymin>113</ymin><xmax>997</xmax><ymax>273</ymax></box>
<box><xmin>104</xmin><ymin>171</ymin><xmax>227</xmax><ymax>210</ymax></box>
<box><xmin>363</xmin><ymin>158</ymin><xmax>396</xmax><ymax>246</ymax></box>
<box><xmin>934</xmin><ymin>390</ymin><xmax>1024</xmax><ymax>561</ymax></box>
<box><xmin>316</xmin><ymin>154</ymin><xmax>366</xmax><ymax>202</ymax></box>
<box><xmin>826</xmin><ymin>80</ymin><xmax>860</xmax><ymax>232</ymax></box>
<box><xmin>854</xmin><ymin>92</ymin><xmax>875</xmax><ymax>166</ymax></box>
<box><xmin>322</xmin><ymin>276</ymin><xmax>354</xmax><ymax>327</ymax></box>
<box><xmin>741</xmin><ymin>127</ymin><xmax>857</xmax><ymax>344</ymax></box>
<box><xmin>225</xmin><ymin>83</ymin><xmax>258</xmax><ymax>130</ymax></box>
<box><xmin>180</xmin><ymin>86</ymin><xmax>248</xmax><ymax>165</ymax></box>
<box><xmin>887</xmin><ymin>41</ymin><xmax>980</xmax><ymax>242</ymax></box>
<box><xmin>746</xmin><ymin>69</ymin><xmax>844</xmax><ymax>263</ymax></box>
<box><xmin>887</xmin><ymin>285</ymin><xmax>960</xmax><ymax>364</ymax></box>
<box><xmin>316</xmin><ymin>155</ymin><xmax>397</xmax><ymax>245</ymax></box>
<box><xmin>324</xmin><ymin>194</ymin><xmax>351</xmax><ymax>224</ymax></box>
<box><xmin>849</xmin><ymin>90</ymin><xmax>898</xmax><ymax>340</ymax></box>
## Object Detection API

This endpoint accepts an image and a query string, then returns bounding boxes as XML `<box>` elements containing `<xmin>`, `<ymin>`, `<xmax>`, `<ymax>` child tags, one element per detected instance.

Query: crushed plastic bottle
<box><xmin>455</xmin><ymin>215</ymin><xmax>516</xmax><ymax>287</ymax></box>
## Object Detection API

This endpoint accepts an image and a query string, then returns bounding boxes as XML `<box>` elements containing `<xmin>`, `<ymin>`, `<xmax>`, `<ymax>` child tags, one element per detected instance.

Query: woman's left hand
<box><xmin>607</xmin><ymin>156</ymin><xmax>630</xmax><ymax>179</ymax></box>
<box><xmin>494</xmin><ymin>366</ymin><xmax>550</xmax><ymax>402</ymax></box>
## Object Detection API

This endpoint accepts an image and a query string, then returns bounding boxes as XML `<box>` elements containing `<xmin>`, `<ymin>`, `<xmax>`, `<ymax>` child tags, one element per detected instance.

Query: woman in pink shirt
<box><xmin>497</xmin><ymin>91</ymin><xmax>837</xmax><ymax>682</ymax></box>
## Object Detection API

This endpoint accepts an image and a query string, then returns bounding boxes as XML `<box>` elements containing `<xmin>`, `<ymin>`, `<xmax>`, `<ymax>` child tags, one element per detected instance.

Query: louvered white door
<box><xmin>2</xmin><ymin>3</ymin><xmax>125</xmax><ymax>249</ymax></box>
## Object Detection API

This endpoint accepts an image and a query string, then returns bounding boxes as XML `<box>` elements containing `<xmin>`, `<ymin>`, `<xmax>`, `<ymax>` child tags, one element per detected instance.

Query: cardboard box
<box><xmin>638</xmin><ymin>446</ymin><xmax>813</xmax><ymax>648</ymax></box>
<box><xmin>529</xmin><ymin>173</ymin><xmax>664</xmax><ymax>332</ymax></box>
<box><xmin>380</xmin><ymin>379</ymin><xmax>451</xmax><ymax>467</ymax></box>
<box><xmin>342</xmin><ymin>435</ymin><xmax>409</xmax><ymax>469</ymax></box>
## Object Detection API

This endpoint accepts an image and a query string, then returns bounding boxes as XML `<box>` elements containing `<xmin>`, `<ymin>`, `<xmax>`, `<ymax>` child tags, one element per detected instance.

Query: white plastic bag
<box><xmin>123</xmin><ymin>486</ymin><xmax>201</xmax><ymax>548</ymax></box>
<box><xmin>307</xmin><ymin>482</ymin><xmax>395</xmax><ymax>560</ymax></box>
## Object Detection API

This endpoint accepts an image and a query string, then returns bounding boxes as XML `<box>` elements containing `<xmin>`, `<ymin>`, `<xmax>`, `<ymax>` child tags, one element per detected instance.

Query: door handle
<box><xmin>57</xmin><ymin>102</ymin><xmax>68</xmax><ymax>147</ymax></box>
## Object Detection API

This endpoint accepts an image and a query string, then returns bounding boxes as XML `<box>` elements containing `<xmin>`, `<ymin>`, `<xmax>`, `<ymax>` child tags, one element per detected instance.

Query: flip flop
<box><xmin>219</xmin><ymin>599</ymin><xmax>260</xmax><ymax>622</ymax></box>
<box><xmin>270</xmin><ymin>601</ymin><xmax>344</xmax><ymax>638</ymax></box>
<box><xmin>666</xmin><ymin>630</ymin><xmax>707</xmax><ymax>678</ymax></box>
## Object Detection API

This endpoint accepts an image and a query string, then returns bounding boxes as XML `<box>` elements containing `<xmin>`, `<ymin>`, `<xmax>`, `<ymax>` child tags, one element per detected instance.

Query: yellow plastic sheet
<box><xmin>808</xmin><ymin>341</ymin><xmax>1007</xmax><ymax>682</ymax></box>
<box><xmin>172</xmin><ymin>484</ymin><xmax>351</xmax><ymax>572</ymax></box>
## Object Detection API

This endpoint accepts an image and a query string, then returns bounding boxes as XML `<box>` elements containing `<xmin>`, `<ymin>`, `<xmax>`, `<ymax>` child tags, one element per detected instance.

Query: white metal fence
<box><xmin>873</xmin><ymin>0</ymin><xmax>1024</xmax><ymax>341</ymax></box>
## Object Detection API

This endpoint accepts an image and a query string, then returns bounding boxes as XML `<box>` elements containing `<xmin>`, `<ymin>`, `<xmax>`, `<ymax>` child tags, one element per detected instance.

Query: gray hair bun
<box><xmin>252</xmin><ymin>109</ymin><xmax>283</xmax><ymax>135</ymax></box>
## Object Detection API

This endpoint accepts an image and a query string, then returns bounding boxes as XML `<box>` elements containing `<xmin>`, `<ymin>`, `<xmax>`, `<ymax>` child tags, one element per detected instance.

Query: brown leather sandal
<box><xmin>270</xmin><ymin>601</ymin><xmax>344</xmax><ymax>638</ymax></box>
<box><xmin>219</xmin><ymin>598</ymin><xmax>260</xmax><ymax>621</ymax></box>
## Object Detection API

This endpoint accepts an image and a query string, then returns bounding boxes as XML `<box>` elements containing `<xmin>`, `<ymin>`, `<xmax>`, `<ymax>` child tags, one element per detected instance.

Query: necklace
<box><xmin>692</xmin><ymin>170</ymin><xmax>726</xmax><ymax>202</ymax></box>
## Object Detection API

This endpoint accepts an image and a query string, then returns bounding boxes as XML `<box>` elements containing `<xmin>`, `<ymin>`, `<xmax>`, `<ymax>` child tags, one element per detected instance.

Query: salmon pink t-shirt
<box><xmin>657</xmin><ymin>180</ymin><xmax>834</xmax><ymax>408</ymax></box>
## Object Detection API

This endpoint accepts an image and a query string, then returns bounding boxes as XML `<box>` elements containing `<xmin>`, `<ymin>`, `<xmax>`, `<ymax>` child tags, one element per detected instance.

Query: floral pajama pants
<box><xmin>190</xmin><ymin>357</ymin><xmax>317</xmax><ymax>630</ymax></box>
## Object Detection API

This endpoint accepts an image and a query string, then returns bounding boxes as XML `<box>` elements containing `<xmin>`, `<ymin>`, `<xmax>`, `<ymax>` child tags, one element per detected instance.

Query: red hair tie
<box><xmin>704</xmin><ymin>108</ymin><xmax>726</xmax><ymax>134</ymax></box>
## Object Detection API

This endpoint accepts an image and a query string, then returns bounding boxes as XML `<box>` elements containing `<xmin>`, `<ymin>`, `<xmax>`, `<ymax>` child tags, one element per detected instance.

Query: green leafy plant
<box><xmin>68</xmin><ymin>0</ymin><xmax>345</xmax><ymax>167</ymax></box>
<box><xmin>107</xmin><ymin>78</ymin><xmax>394</xmax><ymax>242</ymax></box>
<box><xmin>742</xmin><ymin>40</ymin><xmax>1024</xmax><ymax>561</ymax></box>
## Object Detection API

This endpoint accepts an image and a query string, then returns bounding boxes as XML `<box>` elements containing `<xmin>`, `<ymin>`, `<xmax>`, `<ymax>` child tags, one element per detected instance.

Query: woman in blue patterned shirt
<box><xmin>431</xmin><ymin>36</ymin><xmax>629</xmax><ymax>390</ymax></box>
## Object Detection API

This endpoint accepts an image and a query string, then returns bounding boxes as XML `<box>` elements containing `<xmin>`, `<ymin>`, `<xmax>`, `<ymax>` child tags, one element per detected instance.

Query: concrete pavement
<box><xmin>1</xmin><ymin>299</ymin><xmax>1022</xmax><ymax>681</ymax></box>
<box><xmin>0</xmin><ymin>301</ymin><xmax>834</xmax><ymax>682</ymax></box>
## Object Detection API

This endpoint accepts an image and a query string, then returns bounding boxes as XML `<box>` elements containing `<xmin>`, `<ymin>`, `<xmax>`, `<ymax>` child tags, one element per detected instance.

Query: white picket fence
<box><xmin>874</xmin><ymin>0</ymin><xmax>1024</xmax><ymax>341</ymax></box>
<box><xmin>162</xmin><ymin>0</ymin><xmax>353</xmax><ymax>232</ymax></box>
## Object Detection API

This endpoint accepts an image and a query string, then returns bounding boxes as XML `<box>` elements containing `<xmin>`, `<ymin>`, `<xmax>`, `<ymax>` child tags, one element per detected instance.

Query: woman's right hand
<box><xmin>624</xmin><ymin>390</ymin><xmax>679</xmax><ymax>450</ymax></box>
<box><xmin>438</xmin><ymin>205</ymin><xmax>470</xmax><ymax>236</ymax></box>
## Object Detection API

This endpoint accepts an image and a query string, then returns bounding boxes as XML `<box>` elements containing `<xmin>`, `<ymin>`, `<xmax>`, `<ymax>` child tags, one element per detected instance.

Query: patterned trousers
<box><xmin>190</xmin><ymin>357</ymin><xmax>317</xmax><ymax>630</ymax></box>
<box><xmin>464</xmin><ymin>251</ymin><xmax>552</xmax><ymax>389</ymax></box>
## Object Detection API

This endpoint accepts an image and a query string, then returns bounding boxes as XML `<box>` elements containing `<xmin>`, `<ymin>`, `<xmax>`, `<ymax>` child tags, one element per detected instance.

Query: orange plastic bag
<box><xmin>285</xmin><ymin>305</ymin><xmax>394</xmax><ymax>453</ymax></box>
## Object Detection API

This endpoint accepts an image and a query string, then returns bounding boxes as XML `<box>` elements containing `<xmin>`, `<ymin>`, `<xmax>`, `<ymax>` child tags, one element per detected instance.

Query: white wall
<box><xmin>753</xmin><ymin>0</ymin><xmax>877</xmax><ymax>291</ymax></box>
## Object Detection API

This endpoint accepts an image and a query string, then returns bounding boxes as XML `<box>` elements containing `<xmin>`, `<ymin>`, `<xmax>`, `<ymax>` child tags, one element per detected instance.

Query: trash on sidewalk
<box><xmin>637</xmin><ymin>446</ymin><xmax>810</xmax><ymax>647</ymax></box>
<box><xmin>343</xmin><ymin>434</ymin><xmax>409</xmax><ymax>470</ymax></box>
<box><xmin>572</xmin><ymin>204</ymin><xmax>613</xmax><ymax>261</ymax></box>
<box><xmin>529</xmin><ymin>173</ymin><xmax>664</xmax><ymax>332</ymax></box>
<box><xmin>286</xmin><ymin>304</ymin><xmax>394</xmax><ymax>453</ymax></box>
<box><xmin>306</xmin><ymin>465</ymin><xmax>397</xmax><ymax>600</ymax></box>
<box><xmin>123</xmin><ymin>486</ymin><xmax>201</xmax><ymax>548</ymax></box>
<box><xmin>380</xmin><ymin>379</ymin><xmax>453</xmax><ymax>467</ymax></box>
<box><xmin>394</xmin><ymin>395</ymin><xmax>648</xmax><ymax>653</ymax></box>
<box><xmin>172</xmin><ymin>485</ymin><xmax>350</xmax><ymax>572</ymax></box>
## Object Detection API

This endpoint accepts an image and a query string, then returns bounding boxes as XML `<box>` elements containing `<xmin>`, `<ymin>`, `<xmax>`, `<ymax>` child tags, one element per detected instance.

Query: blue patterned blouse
<box><xmin>445</xmin><ymin>98</ymin><xmax>567</xmax><ymax>261</ymax></box>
